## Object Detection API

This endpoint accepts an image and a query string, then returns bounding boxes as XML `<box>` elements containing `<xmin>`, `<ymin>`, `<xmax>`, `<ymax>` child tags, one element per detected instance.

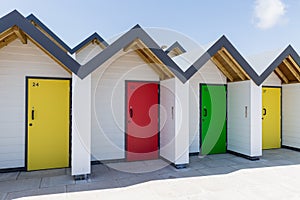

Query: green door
<box><xmin>201</xmin><ymin>84</ymin><xmax>227</xmax><ymax>155</ymax></box>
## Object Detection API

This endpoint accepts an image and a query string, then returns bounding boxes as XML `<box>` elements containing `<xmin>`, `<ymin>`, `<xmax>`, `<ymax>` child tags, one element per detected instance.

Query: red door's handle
<box><xmin>129</xmin><ymin>107</ymin><xmax>133</xmax><ymax>118</ymax></box>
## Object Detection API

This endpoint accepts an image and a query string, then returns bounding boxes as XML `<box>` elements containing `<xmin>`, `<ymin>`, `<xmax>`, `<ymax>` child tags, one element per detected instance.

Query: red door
<box><xmin>126</xmin><ymin>81</ymin><xmax>159</xmax><ymax>161</ymax></box>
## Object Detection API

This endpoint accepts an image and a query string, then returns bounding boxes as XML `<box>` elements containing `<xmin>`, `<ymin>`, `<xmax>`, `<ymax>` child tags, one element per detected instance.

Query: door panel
<box><xmin>27</xmin><ymin>78</ymin><xmax>70</xmax><ymax>171</ymax></box>
<box><xmin>262</xmin><ymin>87</ymin><xmax>281</xmax><ymax>149</ymax></box>
<box><xmin>201</xmin><ymin>85</ymin><xmax>227</xmax><ymax>155</ymax></box>
<box><xmin>126</xmin><ymin>82</ymin><xmax>159</xmax><ymax>161</ymax></box>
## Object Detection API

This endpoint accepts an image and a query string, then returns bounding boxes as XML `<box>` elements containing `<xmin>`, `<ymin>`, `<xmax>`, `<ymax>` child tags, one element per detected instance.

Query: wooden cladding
<box><xmin>211</xmin><ymin>47</ymin><xmax>250</xmax><ymax>82</ymax></box>
<box><xmin>124</xmin><ymin>39</ymin><xmax>174</xmax><ymax>80</ymax></box>
<box><xmin>274</xmin><ymin>55</ymin><xmax>300</xmax><ymax>84</ymax></box>
<box><xmin>0</xmin><ymin>26</ymin><xmax>27</xmax><ymax>49</ymax></box>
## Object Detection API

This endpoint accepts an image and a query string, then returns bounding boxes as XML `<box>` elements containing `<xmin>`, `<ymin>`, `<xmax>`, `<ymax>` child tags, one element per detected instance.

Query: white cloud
<box><xmin>253</xmin><ymin>0</ymin><xmax>287</xmax><ymax>29</ymax></box>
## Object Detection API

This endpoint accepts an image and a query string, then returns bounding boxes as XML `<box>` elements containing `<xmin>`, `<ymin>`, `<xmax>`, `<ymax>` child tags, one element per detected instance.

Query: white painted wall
<box><xmin>282</xmin><ymin>83</ymin><xmax>300</xmax><ymax>149</ymax></box>
<box><xmin>90</xmin><ymin>50</ymin><xmax>160</xmax><ymax>161</ymax></box>
<box><xmin>160</xmin><ymin>78</ymin><xmax>189</xmax><ymax>166</ymax></box>
<box><xmin>250</xmin><ymin>81</ymin><xmax>262</xmax><ymax>156</ymax></box>
<box><xmin>189</xmin><ymin>60</ymin><xmax>227</xmax><ymax>153</ymax></box>
<box><xmin>0</xmin><ymin>39</ymin><xmax>71</xmax><ymax>169</ymax></box>
<box><xmin>227</xmin><ymin>81</ymin><xmax>251</xmax><ymax>155</ymax></box>
<box><xmin>76</xmin><ymin>43</ymin><xmax>104</xmax><ymax>65</ymax></box>
<box><xmin>71</xmin><ymin>74</ymin><xmax>91</xmax><ymax>176</ymax></box>
<box><xmin>262</xmin><ymin>72</ymin><xmax>281</xmax><ymax>86</ymax></box>
<box><xmin>160</xmin><ymin>78</ymin><xmax>175</xmax><ymax>162</ymax></box>
<box><xmin>227</xmin><ymin>80</ymin><xmax>262</xmax><ymax>157</ymax></box>
<box><xmin>175</xmin><ymin>78</ymin><xmax>189</xmax><ymax>165</ymax></box>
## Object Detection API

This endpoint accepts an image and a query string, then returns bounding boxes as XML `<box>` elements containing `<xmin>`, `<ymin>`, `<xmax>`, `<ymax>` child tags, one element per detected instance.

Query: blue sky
<box><xmin>1</xmin><ymin>0</ymin><xmax>299</xmax><ymax>56</ymax></box>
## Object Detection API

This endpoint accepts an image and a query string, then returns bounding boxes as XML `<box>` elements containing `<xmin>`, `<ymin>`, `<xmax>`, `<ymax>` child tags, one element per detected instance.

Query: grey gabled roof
<box><xmin>178</xmin><ymin>35</ymin><xmax>260</xmax><ymax>83</ymax></box>
<box><xmin>26</xmin><ymin>13</ymin><xmax>108</xmax><ymax>55</ymax></box>
<box><xmin>71</xmin><ymin>32</ymin><xmax>108</xmax><ymax>54</ymax></box>
<box><xmin>26</xmin><ymin>13</ymin><xmax>73</xmax><ymax>52</ymax></box>
<box><xmin>77</xmin><ymin>24</ymin><xmax>187</xmax><ymax>80</ymax></box>
<box><xmin>1</xmin><ymin>10</ymin><xmax>80</xmax><ymax>73</ymax></box>
<box><xmin>78</xmin><ymin>26</ymin><xmax>262</xmax><ymax>84</ymax></box>
<box><xmin>4</xmin><ymin>10</ymin><xmax>298</xmax><ymax>86</ymax></box>
<box><xmin>165</xmin><ymin>41</ymin><xmax>186</xmax><ymax>54</ymax></box>
<box><xmin>258</xmin><ymin>45</ymin><xmax>300</xmax><ymax>85</ymax></box>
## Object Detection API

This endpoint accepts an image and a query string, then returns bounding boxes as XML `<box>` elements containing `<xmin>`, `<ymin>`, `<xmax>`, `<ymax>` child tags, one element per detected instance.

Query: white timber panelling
<box><xmin>76</xmin><ymin>43</ymin><xmax>104</xmax><ymax>65</ymax></box>
<box><xmin>282</xmin><ymin>83</ymin><xmax>300</xmax><ymax>149</ymax></box>
<box><xmin>90</xmin><ymin>49</ymin><xmax>160</xmax><ymax>161</ymax></box>
<box><xmin>71</xmin><ymin>74</ymin><xmax>91</xmax><ymax>176</ymax></box>
<box><xmin>227</xmin><ymin>80</ymin><xmax>262</xmax><ymax>157</ymax></box>
<box><xmin>189</xmin><ymin>60</ymin><xmax>227</xmax><ymax>153</ymax></box>
<box><xmin>250</xmin><ymin>81</ymin><xmax>262</xmax><ymax>156</ymax></box>
<box><xmin>160</xmin><ymin>78</ymin><xmax>175</xmax><ymax>162</ymax></box>
<box><xmin>175</xmin><ymin>78</ymin><xmax>189</xmax><ymax>165</ymax></box>
<box><xmin>227</xmin><ymin>81</ymin><xmax>251</xmax><ymax>156</ymax></box>
<box><xmin>262</xmin><ymin>72</ymin><xmax>281</xmax><ymax>86</ymax></box>
<box><xmin>0</xmin><ymin>39</ymin><xmax>71</xmax><ymax>169</ymax></box>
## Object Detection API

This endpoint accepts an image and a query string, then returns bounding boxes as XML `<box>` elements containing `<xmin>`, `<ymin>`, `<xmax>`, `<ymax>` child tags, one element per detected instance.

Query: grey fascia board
<box><xmin>257</xmin><ymin>45</ymin><xmax>300</xmax><ymax>85</ymax></box>
<box><xmin>0</xmin><ymin>10</ymin><xmax>80</xmax><ymax>74</ymax></box>
<box><xmin>71</xmin><ymin>32</ymin><xmax>108</xmax><ymax>54</ymax></box>
<box><xmin>165</xmin><ymin>41</ymin><xmax>186</xmax><ymax>54</ymax></box>
<box><xmin>183</xmin><ymin>35</ymin><xmax>260</xmax><ymax>84</ymax></box>
<box><xmin>78</xmin><ymin>25</ymin><xmax>186</xmax><ymax>81</ymax></box>
<box><xmin>26</xmin><ymin>14</ymin><xmax>72</xmax><ymax>52</ymax></box>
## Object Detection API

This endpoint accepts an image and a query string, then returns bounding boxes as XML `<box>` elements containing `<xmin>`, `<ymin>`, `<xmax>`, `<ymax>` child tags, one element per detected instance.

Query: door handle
<box><xmin>31</xmin><ymin>107</ymin><xmax>35</xmax><ymax>120</ymax></box>
<box><xmin>263</xmin><ymin>108</ymin><xmax>267</xmax><ymax>116</ymax></box>
<box><xmin>203</xmin><ymin>108</ymin><xmax>207</xmax><ymax>117</ymax></box>
<box><xmin>129</xmin><ymin>107</ymin><xmax>133</xmax><ymax>118</ymax></box>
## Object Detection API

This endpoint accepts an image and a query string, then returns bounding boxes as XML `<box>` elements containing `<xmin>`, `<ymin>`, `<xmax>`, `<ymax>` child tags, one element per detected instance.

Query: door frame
<box><xmin>262</xmin><ymin>86</ymin><xmax>282</xmax><ymax>148</ymax></box>
<box><xmin>199</xmin><ymin>83</ymin><xmax>228</xmax><ymax>155</ymax></box>
<box><xmin>25</xmin><ymin>76</ymin><xmax>72</xmax><ymax>171</ymax></box>
<box><xmin>124</xmin><ymin>80</ymin><xmax>160</xmax><ymax>160</ymax></box>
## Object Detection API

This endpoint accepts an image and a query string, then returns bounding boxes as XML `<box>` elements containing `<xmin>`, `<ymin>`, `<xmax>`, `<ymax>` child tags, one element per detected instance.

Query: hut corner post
<box><xmin>71</xmin><ymin>73</ymin><xmax>92</xmax><ymax>180</ymax></box>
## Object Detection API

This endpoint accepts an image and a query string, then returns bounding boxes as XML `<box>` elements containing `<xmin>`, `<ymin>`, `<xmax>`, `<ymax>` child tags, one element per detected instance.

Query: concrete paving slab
<box><xmin>91</xmin><ymin>164</ymin><xmax>110</xmax><ymax>174</ymax></box>
<box><xmin>66</xmin><ymin>180</ymin><xmax>119</xmax><ymax>192</ymax></box>
<box><xmin>5</xmin><ymin>186</ymin><xmax>66</xmax><ymax>200</ymax></box>
<box><xmin>188</xmin><ymin>161</ymin><xmax>208</xmax><ymax>170</ymax></box>
<box><xmin>40</xmin><ymin>175</ymin><xmax>74</xmax><ymax>188</ymax></box>
<box><xmin>0</xmin><ymin>193</ymin><xmax>7</xmax><ymax>200</ymax></box>
<box><xmin>106</xmin><ymin>160</ymin><xmax>169</xmax><ymax>174</ymax></box>
<box><xmin>18</xmin><ymin>169</ymin><xmax>66</xmax><ymax>180</ymax></box>
<box><xmin>228</xmin><ymin>156</ymin><xmax>254</xmax><ymax>165</ymax></box>
<box><xmin>199</xmin><ymin>166</ymin><xmax>236</xmax><ymax>176</ymax></box>
<box><xmin>18</xmin><ymin>165</ymin><xmax>300</xmax><ymax>200</ymax></box>
<box><xmin>116</xmin><ymin>175</ymin><xmax>151</xmax><ymax>187</ymax></box>
<box><xmin>143</xmin><ymin>159</ymin><xmax>169</xmax><ymax>167</ymax></box>
<box><xmin>0</xmin><ymin>178</ymin><xmax>40</xmax><ymax>193</ymax></box>
<box><xmin>0</xmin><ymin>172</ymin><xmax>19</xmax><ymax>182</ymax></box>
<box><xmin>265</xmin><ymin>159</ymin><xmax>295</xmax><ymax>166</ymax></box>
<box><xmin>1</xmin><ymin>149</ymin><xmax>300</xmax><ymax>199</ymax></box>
<box><xmin>230</xmin><ymin>161</ymin><xmax>269</xmax><ymax>170</ymax></box>
<box><xmin>205</xmin><ymin>153</ymin><xmax>236</xmax><ymax>160</ymax></box>
<box><xmin>164</xmin><ymin>168</ymin><xmax>203</xmax><ymax>179</ymax></box>
<box><xmin>202</xmin><ymin>158</ymin><xmax>237</xmax><ymax>168</ymax></box>
<box><xmin>106</xmin><ymin>169</ymin><xmax>136</xmax><ymax>180</ymax></box>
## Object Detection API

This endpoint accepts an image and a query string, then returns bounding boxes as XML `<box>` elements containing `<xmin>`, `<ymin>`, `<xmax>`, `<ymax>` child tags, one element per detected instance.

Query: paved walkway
<box><xmin>1</xmin><ymin>149</ymin><xmax>300</xmax><ymax>199</ymax></box>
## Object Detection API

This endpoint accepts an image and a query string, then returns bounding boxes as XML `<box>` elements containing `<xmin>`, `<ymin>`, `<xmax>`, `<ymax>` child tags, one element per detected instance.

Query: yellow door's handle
<box><xmin>32</xmin><ymin>107</ymin><xmax>35</xmax><ymax>120</ymax></box>
<box><xmin>263</xmin><ymin>108</ymin><xmax>267</xmax><ymax>116</ymax></box>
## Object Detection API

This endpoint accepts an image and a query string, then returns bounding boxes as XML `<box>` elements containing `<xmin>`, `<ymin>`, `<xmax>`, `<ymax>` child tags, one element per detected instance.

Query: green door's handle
<box><xmin>203</xmin><ymin>108</ymin><xmax>208</xmax><ymax>117</ymax></box>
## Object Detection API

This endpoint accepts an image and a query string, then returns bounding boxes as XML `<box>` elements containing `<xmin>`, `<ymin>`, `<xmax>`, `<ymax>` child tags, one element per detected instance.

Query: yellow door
<box><xmin>262</xmin><ymin>87</ymin><xmax>281</xmax><ymax>150</ymax></box>
<box><xmin>27</xmin><ymin>78</ymin><xmax>70</xmax><ymax>171</ymax></box>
